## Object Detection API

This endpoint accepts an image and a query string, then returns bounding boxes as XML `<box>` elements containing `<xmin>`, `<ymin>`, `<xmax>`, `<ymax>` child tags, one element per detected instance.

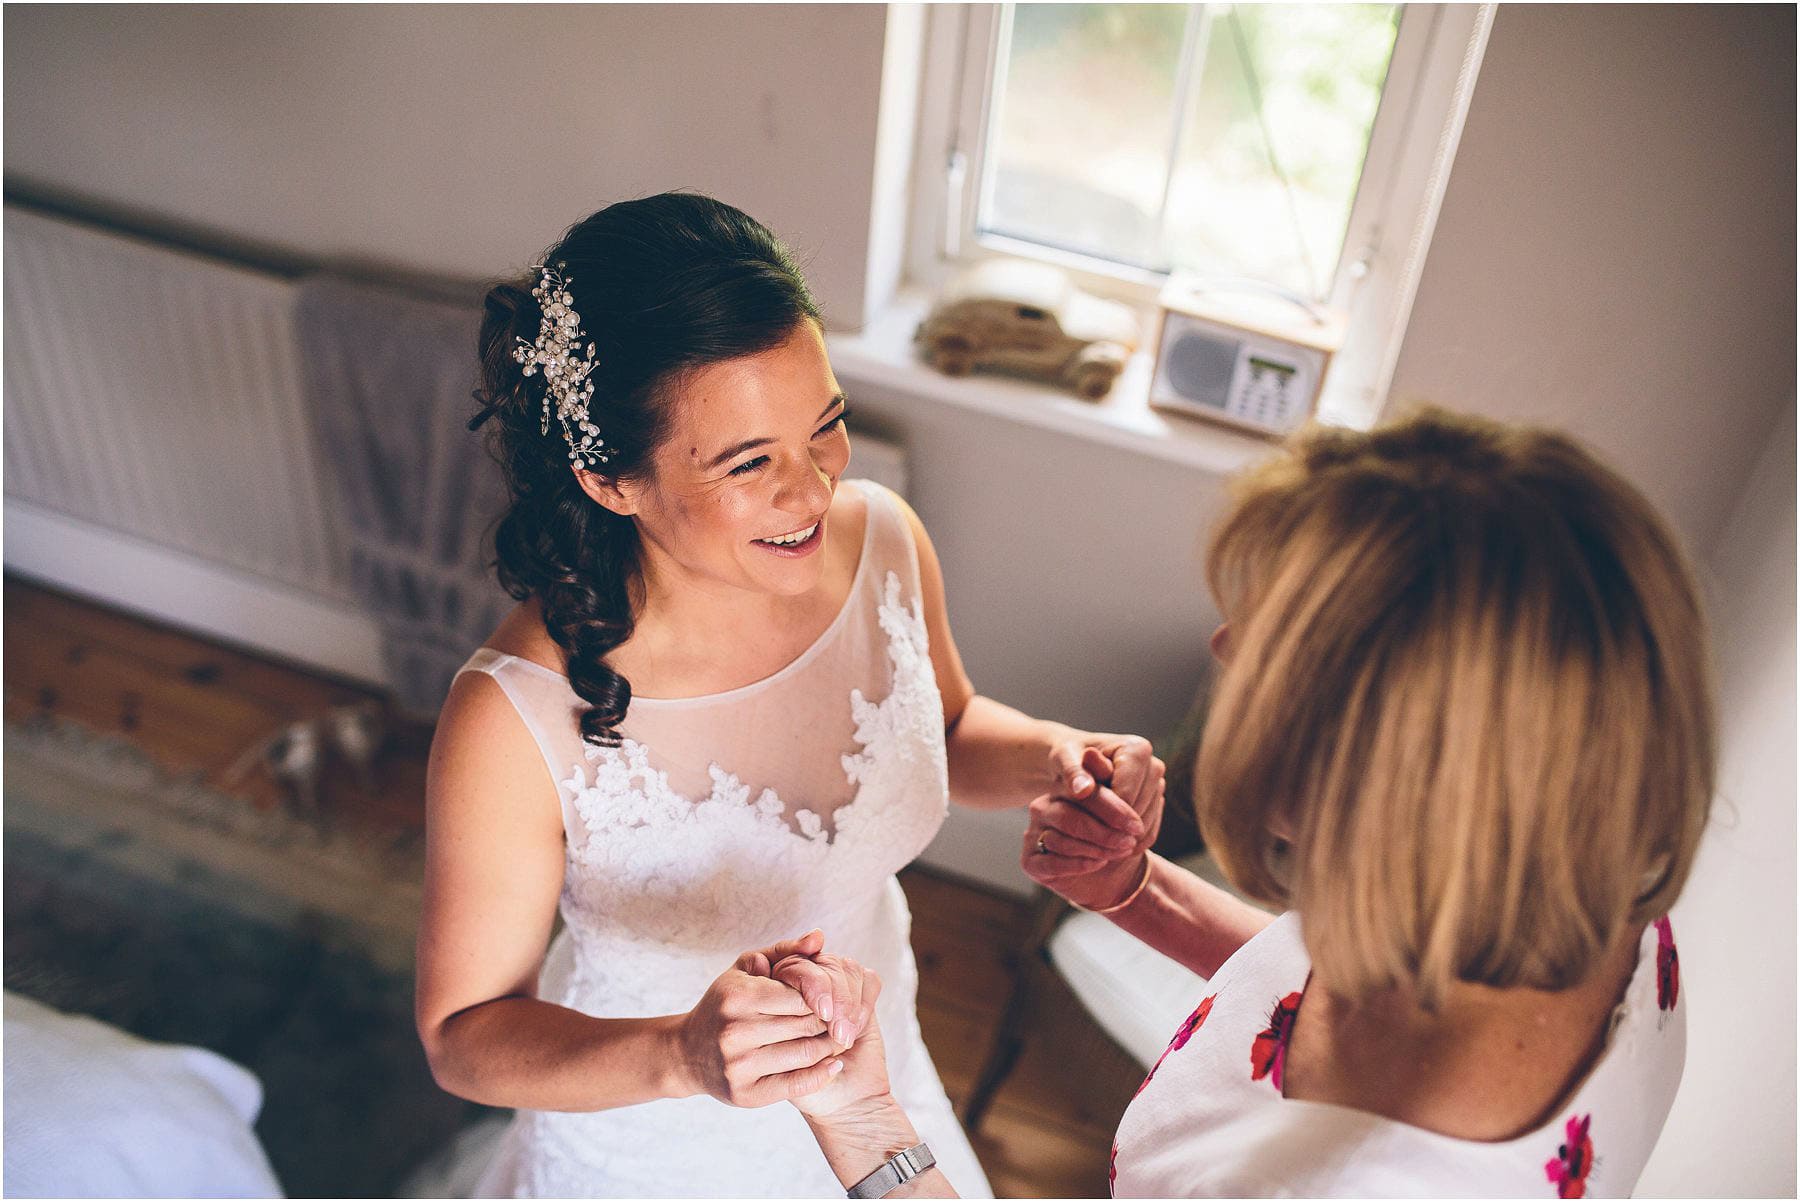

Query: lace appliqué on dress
<box><xmin>549</xmin><ymin>571</ymin><xmax>946</xmax><ymax>964</ymax></box>
<box><xmin>837</xmin><ymin>572</ymin><xmax>949</xmax><ymax>847</ymax></box>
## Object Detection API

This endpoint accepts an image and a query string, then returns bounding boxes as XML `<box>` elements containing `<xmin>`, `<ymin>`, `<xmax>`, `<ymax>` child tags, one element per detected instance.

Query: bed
<box><xmin>4</xmin><ymin>991</ymin><xmax>284</xmax><ymax>1198</ymax></box>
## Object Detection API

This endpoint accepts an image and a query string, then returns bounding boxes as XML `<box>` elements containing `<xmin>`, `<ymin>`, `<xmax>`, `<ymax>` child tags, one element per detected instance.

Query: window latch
<box><xmin>942</xmin><ymin>149</ymin><xmax>968</xmax><ymax>259</ymax></box>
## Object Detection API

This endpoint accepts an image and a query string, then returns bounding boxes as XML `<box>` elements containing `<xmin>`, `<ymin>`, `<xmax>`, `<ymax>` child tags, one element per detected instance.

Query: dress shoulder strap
<box><xmin>851</xmin><ymin>479</ymin><xmax>924</xmax><ymax>607</ymax></box>
<box><xmin>452</xmin><ymin>647</ymin><xmax>584</xmax><ymax>836</ymax></box>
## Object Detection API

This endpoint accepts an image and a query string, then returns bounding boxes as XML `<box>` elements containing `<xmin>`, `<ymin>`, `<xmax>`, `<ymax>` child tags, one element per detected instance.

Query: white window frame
<box><xmin>903</xmin><ymin>2</ymin><xmax>1495</xmax><ymax>427</ymax></box>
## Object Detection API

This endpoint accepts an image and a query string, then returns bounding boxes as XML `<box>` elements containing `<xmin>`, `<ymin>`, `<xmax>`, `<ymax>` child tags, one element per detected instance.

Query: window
<box><xmin>908</xmin><ymin>3</ymin><xmax>1494</xmax><ymax>425</ymax></box>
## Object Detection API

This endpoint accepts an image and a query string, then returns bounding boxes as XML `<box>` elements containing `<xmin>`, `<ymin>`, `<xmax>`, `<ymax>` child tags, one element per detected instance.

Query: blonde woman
<box><xmin>784</xmin><ymin>409</ymin><xmax>1712</xmax><ymax>1199</ymax></box>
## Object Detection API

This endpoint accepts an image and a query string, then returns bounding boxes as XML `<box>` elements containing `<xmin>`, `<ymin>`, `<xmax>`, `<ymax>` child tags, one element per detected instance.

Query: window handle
<box><xmin>943</xmin><ymin>149</ymin><xmax>968</xmax><ymax>260</ymax></box>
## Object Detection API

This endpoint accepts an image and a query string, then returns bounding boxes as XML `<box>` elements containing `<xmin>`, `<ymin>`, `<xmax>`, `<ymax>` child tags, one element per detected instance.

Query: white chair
<box><xmin>959</xmin><ymin>678</ymin><xmax>1241</xmax><ymax>1127</ymax></box>
<box><xmin>1043</xmin><ymin>852</ymin><xmax>1242</xmax><ymax>1067</ymax></box>
<box><xmin>958</xmin><ymin>850</ymin><xmax>1254</xmax><ymax>1129</ymax></box>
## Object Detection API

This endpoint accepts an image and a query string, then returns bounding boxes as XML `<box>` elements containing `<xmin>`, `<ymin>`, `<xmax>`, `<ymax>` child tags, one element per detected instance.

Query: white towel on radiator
<box><xmin>295</xmin><ymin>274</ymin><xmax>512</xmax><ymax>716</ymax></box>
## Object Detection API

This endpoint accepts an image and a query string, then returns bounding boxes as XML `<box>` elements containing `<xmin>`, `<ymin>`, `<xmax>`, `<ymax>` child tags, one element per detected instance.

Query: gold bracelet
<box><xmin>1075</xmin><ymin>853</ymin><xmax>1154</xmax><ymax>915</ymax></box>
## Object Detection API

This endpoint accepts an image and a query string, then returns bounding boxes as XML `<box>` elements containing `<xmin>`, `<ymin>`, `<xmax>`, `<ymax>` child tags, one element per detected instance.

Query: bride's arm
<box><xmin>896</xmin><ymin>499</ymin><xmax>1164</xmax><ymax>837</ymax></box>
<box><xmin>415</xmin><ymin>673</ymin><xmax>841</xmax><ymax>1111</ymax></box>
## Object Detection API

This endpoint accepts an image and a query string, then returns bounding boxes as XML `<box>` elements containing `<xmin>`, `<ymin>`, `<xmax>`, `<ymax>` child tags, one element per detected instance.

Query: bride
<box><xmin>414</xmin><ymin>192</ymin><xmax>1165</xmax><ymax>1197</ymax></box>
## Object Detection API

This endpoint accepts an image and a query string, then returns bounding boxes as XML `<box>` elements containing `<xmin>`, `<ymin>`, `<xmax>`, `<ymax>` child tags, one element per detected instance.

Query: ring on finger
<box><xmin>1034</xmin><ymin>833</ymin><xmax>1049</xmax><ymax>855</ymax></box>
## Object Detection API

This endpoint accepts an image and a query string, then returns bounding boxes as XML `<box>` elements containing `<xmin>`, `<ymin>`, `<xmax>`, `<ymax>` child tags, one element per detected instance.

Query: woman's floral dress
<box><xmin>1111</xmin><ymin>912</ymin><xmax>1684</xmax><ymax>1197</ymax></box>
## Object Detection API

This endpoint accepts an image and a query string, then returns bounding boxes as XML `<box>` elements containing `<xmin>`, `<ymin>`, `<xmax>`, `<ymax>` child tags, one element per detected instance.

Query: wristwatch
<box><xmin>847</xmin><ymin>1142</ymin><xmax>936</xmax><ymax>1199</ymax></box>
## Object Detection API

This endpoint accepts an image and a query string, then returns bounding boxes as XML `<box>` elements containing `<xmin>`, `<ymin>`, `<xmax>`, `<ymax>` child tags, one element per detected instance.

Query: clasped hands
<box><xmin>676</xmin><ymin>735</ymin><xmax>1162</xmax><ymax>1112</ymax></box>
<box><xmin>1026</xmin><ymin>734</ymin><xmax>1166</xmax><ymax>911</ymax></box>
<box><xmin>673</xmin><ymin>928</ymin><xmax>884</xmax><ymax>1111</ymax></box>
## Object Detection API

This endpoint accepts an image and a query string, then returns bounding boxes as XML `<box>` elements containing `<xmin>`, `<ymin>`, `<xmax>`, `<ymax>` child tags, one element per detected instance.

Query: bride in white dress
<box><xmin>415</xmin><ymin>193</ymin><xmax>1164</xmax><ymax>1197</ymax></box>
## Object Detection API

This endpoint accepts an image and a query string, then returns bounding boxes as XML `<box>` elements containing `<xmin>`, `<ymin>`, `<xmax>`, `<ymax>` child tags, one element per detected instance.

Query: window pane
<box><xmin>979</xmin><ymin>4</ymin><xmax>1399</xmax><ymax>300</ymax></box>
<box><xmin>982</xmin><ymin>4</ymin><xmax>1189</xmax><ymax>264</ymax></box>
<box><xmin>1166</xmin><ymin>4</ymin><xmax>1398</xmax><ymax>298</ymax></box>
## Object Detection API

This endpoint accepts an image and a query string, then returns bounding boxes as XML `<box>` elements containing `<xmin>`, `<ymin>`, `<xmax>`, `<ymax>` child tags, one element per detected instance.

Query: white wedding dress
<box><xmin>454</xmin><ymin>481</ymin><xmax>993</xmax><ymax>1198</ymax></box>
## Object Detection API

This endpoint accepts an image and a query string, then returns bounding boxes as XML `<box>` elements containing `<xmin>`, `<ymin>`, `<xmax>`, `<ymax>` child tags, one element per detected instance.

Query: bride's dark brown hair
<box><xmin>470</xmin><ymin>192</ymin><xmax>821</xmax><ymax>746</ymax></box>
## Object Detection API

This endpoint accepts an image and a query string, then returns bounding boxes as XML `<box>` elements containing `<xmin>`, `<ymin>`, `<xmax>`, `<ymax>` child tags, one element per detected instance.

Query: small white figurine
<box><xmin>227</xmin><ymin>717</ymin><xmax>326</xmax><ymax>822</ymax></box>
<box><xmin>224</xmin><ymin>700</ymin><xmax>389</xmax><ymax>825</ymax></box>
<box><xmin>324</xmin><ymin>700</ymin><xmax>387</xmax><ymax>795</ymax></box>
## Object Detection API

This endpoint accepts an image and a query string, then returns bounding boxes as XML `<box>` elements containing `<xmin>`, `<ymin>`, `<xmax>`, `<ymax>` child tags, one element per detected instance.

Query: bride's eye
<box><xmin>728</xmin><ymin>409</ymin><xmax>845</xmax><ymax>477</ymax></box>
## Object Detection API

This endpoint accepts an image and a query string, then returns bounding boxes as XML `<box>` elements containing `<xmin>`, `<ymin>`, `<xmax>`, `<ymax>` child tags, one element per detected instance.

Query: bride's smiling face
<box><xmin>582</xmin><ymin>321</ymin><xmax>852</xmax><ymax>599</ymax></box>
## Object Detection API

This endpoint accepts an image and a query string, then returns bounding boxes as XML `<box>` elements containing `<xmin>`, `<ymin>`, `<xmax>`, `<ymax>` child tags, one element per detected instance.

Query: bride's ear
<box><xmin>574</xmin><ymin>467</ymin><xmax>639</xmax><ymax>517</ymax></box>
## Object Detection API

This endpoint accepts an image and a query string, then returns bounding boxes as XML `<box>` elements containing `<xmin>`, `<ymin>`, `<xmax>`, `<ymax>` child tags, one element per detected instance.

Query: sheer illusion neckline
<box><xmin>486</xmin><ymin>482</ymin><xmax>879</xmax><ymax>709</ymax></box>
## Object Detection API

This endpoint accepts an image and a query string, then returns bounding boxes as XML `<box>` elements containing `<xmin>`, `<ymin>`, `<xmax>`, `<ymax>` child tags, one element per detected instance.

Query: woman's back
<box><xmin>1112</xmin><ymin>912</ymin><xmax>1685</xmax><ymax>1198</ymax></box>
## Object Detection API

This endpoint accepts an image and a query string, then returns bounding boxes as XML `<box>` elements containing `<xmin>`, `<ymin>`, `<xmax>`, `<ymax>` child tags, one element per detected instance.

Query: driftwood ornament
<box><xmin>914</xmin><ymin>260</ymin><xmax>1140</xmax><ymax>400</ymax></box>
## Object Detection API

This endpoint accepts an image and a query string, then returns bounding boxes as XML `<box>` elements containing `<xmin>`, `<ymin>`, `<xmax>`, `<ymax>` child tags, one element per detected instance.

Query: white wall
<box><xmin>1</xmin><ymin>3</ymin><xmax>890</xmax><ymax>327</ymax></box>
<box><xmin>1388</xmin><ymin>3</ymin><xmax>1795</xmax><ymax>555</ymax></box>
<box><xmin>1639</xmin><ymin>402</ymin><xmax>1797</xmax><ymax>1197</ymax></box>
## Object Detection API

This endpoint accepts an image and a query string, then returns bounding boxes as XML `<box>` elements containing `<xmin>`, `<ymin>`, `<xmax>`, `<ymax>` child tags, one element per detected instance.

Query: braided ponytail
<box><xmin>470</xmin><ymin>192</ymin><xmax>821</xmax><ymax>746</ymax></box>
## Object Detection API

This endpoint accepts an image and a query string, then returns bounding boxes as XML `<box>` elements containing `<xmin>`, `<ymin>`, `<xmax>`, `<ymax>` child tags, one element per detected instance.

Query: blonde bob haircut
<box><xmin>1197</xmin><ymin>407</ymin><xmax>1715</xmax><ymax>1008</ymax></box>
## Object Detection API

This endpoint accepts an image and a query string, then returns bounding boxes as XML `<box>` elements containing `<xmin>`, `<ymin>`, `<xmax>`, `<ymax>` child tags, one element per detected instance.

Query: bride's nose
<box><xmin>772</xmin><ymin>454</ymin><xmax>833</xmax><ymax>515</ymax></box>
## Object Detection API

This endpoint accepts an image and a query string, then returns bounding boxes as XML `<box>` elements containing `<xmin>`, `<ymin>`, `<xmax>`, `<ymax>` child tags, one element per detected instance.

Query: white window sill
<box><xmin>827</xmin><ymin>289</ymin><xmax>1276</xmax><ymax>479</ymax></box>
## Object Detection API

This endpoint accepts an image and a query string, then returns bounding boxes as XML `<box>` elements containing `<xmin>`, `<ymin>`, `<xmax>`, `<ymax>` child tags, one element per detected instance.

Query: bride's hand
<box><xmin>1027</xmin><ymin>742</ymin><xmax>1166</xmax><ymax>911</ymax></box>
<box><xmin>1042</xmin><ymin>738</ymin><xmax>1165</xmax><ymax>866</ymax></box>
<box><xmin>1048</xmin><ymin>736</ymin><xmax>1166</xmax><ymax>843</ymax></box>
<box><xmin>673</xmin><ymin>950</ymin><xmax>846</xmax><ymax>1108</ymax></box>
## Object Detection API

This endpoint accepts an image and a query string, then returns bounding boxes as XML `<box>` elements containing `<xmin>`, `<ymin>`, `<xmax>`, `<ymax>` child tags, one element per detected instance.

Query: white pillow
<box><xmin>3</xmin><ymin>991</ymin><xmax>284</xmax><ymax>1198</ymax></box>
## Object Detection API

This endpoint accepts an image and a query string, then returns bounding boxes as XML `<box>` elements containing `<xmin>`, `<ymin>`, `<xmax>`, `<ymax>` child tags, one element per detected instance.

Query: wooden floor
<box><xmin>3</xmin><ymin>577</ymin><xmax>1143</xmax><ymax>1198</ymax></box>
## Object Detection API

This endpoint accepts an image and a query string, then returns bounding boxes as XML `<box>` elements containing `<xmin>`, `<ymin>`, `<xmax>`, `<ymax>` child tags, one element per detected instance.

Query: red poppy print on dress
<box><xmin>1249</xmin><ymin>991</ymin><xmax>1302</xmax><ymax>1092</ymax></box>
<box><xmin>1544</xmin><ymin>1113</ymin><xmax>1594</xmax><ymax>1198</ymax></box>
<box><xmin>1135</xmin><ymin>994</ymin><xmax>1216</xmax><ymax>1097</ymax></box>
<box><xmin>1654</xmin><ymin>917</ymin><xmax>1679</xmax><ymax>1011</ymax></box>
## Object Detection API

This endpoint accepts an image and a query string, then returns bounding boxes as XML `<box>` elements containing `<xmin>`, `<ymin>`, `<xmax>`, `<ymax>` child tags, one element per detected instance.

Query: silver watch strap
<box><xmin>846</xmin><ymin>1142</ymin><xmax>935</xmax><ymax>1199</ymax></box>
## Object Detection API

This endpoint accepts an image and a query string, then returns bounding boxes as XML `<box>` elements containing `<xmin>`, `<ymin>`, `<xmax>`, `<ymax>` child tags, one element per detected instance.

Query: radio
<box><xmin>1149</xmin><ymin>276</ymin><xmax>1345</xmax><ymax>440</ymax></box>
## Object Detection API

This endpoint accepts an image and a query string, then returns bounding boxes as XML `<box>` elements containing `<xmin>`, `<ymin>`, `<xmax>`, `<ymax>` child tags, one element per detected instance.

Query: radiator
<box><xmin>4</xmin><ymin>205</ymin><xmax>353</xmax><ymax>604</ymax></box>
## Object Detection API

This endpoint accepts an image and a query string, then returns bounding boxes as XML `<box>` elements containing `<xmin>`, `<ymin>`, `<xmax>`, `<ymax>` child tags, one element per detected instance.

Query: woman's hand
<box><xmin>740</xmin><ymin>945</ymin><xmax>890</xmax><ymax>1118</ymax></box>
<box><xmin>783</xmin><ymin>977</ymin><xmax>893</xmax><ymax>1121</ymax></box>
<box><xmin>771</xmin><ymin>986</ymin><xmax>957</xmax><ymax>1198</ymax></box>
<box><xmin>1028</xmin><ymin>740</ymin><xmax>1166</xmax><ymax>911</ymax></box>
<box><xmin>672</xmin><ymin>946</ymin><xmax>846</xmax><ymax>1108</ymax></box>
<box><xmin>770</xmin><ymin>946</ymin><xmax>879</xmax><ymax>1049</ymax></box>
<box><xmin>1023</xmin><ymin>782</ymin><xmax>1157</xmax><ymax>912</ymax></box>
<box><xmin>740</xmin><ymin>928</ymin><xmax>878</xmax><ymax>1048</ymax></box>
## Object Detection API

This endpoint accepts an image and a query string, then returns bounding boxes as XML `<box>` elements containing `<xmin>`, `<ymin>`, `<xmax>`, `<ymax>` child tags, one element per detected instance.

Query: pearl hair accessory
<box><xmin>512</xmin><ymin>262</ymin><xmax>610</xmax><ymax>468</ymax></box>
